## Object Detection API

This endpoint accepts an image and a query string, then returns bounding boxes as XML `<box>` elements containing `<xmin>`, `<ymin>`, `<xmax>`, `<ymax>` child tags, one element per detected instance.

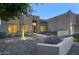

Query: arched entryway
<box><xmin>32</xmin><ymin>20</ymin><xmax>37</xmax><ymax>33</ymax></box>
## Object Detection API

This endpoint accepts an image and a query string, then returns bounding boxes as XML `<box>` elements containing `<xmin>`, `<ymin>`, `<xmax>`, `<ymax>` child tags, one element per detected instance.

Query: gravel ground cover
<box><xmin>0</xmin><ymin>35</ymin><xmax>47</xmax><ymax>55</ymax></box>
<box><xmin>67</xmin><ymin>42</ymin><xmax>79</xmax><ymax>55</ymax></box>
<box><xmin>0</xmin><ymin>35</ymin><xmax>79</xmax><ymax>55</ymax></box>
<box><xmin>0</xmin><ymin>37</ymin><xmax>38</xmax><ymax>55</ymax></box>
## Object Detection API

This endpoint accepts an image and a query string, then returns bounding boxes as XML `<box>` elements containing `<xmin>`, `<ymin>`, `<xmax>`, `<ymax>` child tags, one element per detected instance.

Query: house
<box><xmin>0</xmin><ymin>15</ymin><xmax>47</xmax><ymax>35</ymax></box>
<box><xmin>0</xmin><ymin>10</ymin><xmax>79</xmax><ymax>36</ymax></box>
<box><xmin>47</xmin><ymin>10</ymin><xmax>78</xmax><ymax>35</ymax></box>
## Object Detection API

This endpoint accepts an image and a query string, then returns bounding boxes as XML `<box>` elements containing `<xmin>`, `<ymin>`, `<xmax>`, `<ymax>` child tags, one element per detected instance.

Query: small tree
<box><xmin>0</xmin><ymin>3</ymin><xmax>32</xmax><ymax>40</ymax></box>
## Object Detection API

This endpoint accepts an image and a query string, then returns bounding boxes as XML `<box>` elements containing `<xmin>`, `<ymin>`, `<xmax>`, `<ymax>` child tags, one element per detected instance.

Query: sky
<box><xmin>31</xmin><ymin>3</ymin><xmax>79</xmax><ymax>19</ymax></box>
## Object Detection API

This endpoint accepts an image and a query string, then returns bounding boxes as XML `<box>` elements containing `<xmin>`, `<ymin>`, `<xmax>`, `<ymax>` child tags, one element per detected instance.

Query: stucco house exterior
<box><xmin>47</xmin><ymin>10</ymin><xmax>79</xmax><ymax>35</ymax></box>
<box><xmin>0</xmin><ymin>15</ymin><xmax>47</xmax><ymax>35</ymax></box>
<box><xmin>0</xmin><ymin>10</ymin><xmax>79</xmax><ymax>36</ymax></box>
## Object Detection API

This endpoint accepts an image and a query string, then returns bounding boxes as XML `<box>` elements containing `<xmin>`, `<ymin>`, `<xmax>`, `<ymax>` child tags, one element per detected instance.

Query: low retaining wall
<box><xmin>36</xmin><ymin>37</ymin><xmax>74</xmax><ymax>55</ymax></box>
<box><xmin>57</xmin><ymin>31</ymin><xmax>69</xmax><ymax>37</ymax></box>
<box><xmin>58</xmin><ymin>37</ymin><xmax>74</xmax><ymax>55</ymax></box>
<box><xmin>37</xmin><ymin>43</ymin><xmax>59</xmax><ymax>55</ymax></box>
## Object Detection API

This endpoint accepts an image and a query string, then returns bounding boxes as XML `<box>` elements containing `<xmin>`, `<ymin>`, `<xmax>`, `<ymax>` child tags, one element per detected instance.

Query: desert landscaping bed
<box><xmin>0</xmin><ymin>34</ymin><xmax>78</xmax><ymax>55</ymax></box>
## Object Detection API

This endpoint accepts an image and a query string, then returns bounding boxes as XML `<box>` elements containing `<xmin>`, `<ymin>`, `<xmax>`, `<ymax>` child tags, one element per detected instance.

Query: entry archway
<box><xmin>32</xmin><ymin>20</ymin><xmax>37</xmax><ymax>33</ymax></box>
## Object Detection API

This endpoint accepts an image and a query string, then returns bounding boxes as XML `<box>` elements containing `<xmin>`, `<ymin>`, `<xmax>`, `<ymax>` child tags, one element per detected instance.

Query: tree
<box><xmin>0</xmin><ymin>3</ymin><xmax>32</xmax><ymax>21</ymax></box>
<box><xmin>0</xmin><ymin>3</ymin><xmax>32</xmax><ymax>40</ymax></box>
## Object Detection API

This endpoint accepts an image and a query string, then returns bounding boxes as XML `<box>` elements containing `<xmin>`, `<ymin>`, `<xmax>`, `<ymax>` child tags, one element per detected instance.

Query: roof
<box><xmin>40</xmin><ymin>19</ymin><xmax>47</xmax><ymax>23</ymax></box>
<box><xmin>48</xmin><ymin>10</ymin><xmax>76</xmax><ymax>21</ymax></box>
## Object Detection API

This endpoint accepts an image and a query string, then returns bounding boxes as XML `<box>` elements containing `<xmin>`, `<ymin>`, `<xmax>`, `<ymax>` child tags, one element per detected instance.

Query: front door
<box><xmin>32</xmin><ymin>26</ymin><xmax>36</xmax><ymax>33</ymax></box>
<box><xmin>32</xmin><ymin>21</ymin><xmax>37</xmax><ymax>33</ymax></box>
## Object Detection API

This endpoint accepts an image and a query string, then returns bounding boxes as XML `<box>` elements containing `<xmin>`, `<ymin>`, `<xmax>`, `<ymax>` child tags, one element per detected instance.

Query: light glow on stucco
<box><xmin>22</xmin><ymin>24</ymin><xmax>29</xmax><ymax>32</ymax></box>
<box><xmin>70</xmin><ymin>23</ymin><xmax>73</xmax><ymax>35</ymax></box>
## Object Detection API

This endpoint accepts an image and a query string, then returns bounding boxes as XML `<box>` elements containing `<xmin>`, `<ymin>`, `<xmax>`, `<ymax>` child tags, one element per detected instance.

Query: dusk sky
<box><xmin>31</xmin><ymin>3</ymin><xmax>79</xmax><ymax>19</ymax></box>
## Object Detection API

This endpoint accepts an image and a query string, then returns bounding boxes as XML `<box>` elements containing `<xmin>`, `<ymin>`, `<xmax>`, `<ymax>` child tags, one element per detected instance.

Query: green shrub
<box><xmin>0</xmin><ymin>32</ymin><xmax>7</xmax><ymax>39</ymax></box>
<box><xmin>73</xmin><ymin>34</ymin><xmax>79</xmax><ymax>42</ymax></box>
<box><xmin>7</xmin><ymin>33</ymin><xmax>16</xmax><ymax>37</ymax></box>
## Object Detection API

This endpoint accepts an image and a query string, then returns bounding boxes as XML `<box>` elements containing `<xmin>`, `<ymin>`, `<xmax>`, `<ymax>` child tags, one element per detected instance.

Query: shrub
<box><xmin>7</xmin><ymin>33</ymin><xmax>16</xmax><ymax>38</ymax></box>
<box><xmin>0</xmin><ymin>32</ymin><xmax>7</xmax><ymax>39</ymax></box>
<box><xmin>72</xmin><ymin>34</ymin><xmax>79</xmax><ymax>42</ymax></box>
<box><xmin>45</xmin><ymin>36</ymin><xmax>62</xmax><ymax>44</ymax></box>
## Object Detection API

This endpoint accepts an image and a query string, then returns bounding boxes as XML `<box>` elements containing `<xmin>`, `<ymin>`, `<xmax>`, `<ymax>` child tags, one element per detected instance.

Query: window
<box><xmin>40</xmin><ymin>25</ymin><xmax>46</xmax><ymax>32</ymax></box>
<box><xmin>8</xmin><ymin>24</ymin><xmax>17</xmax><ymax>33</ymax></box>
<box><xmin>32</xmin><ymin>22</ymin><xmax>37</xmax><ymax>26</ymax></box>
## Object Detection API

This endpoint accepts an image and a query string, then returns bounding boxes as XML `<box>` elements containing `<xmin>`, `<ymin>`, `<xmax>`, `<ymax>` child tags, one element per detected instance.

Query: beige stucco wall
<box><xmin>32</xmin><ymin>16</ymin><xmax>40</xmax><ymax>33</ymax></box>
<box><xmin>23</xmin><ymin>16</ymin><xmax>40</xmax><ymax>33</ymax></box>
<box><xmin>0</xmin><ymin>11</ymin><xmax>78</xmax><ymax>35</ymax></box>
<box><xmin>23</xmin><ymin>16</ymin><xmax>32</xmax><ymax>33</ymax></box>
<box><xmin>69</xmin><ymin>12</ymin><xmax>77</xmax><ymax>34</ymax></box>
<box><xmin>7</xmin><ymin>19</ymin><xmax>19</xmax><ymax>32</ymax></box>
<box><xmin>19</xmin><ymin>15</ymin><xmax>40</xmax><ymax>33</ymax></box>
<box><xmin>0</xmin><ymin>21</ymin><xmax>8</xmax><ymax>32</ymax></box>
<box><xmin>47</xmin><ymin>11</ymin><xmax>77</xmax><ymax>35</ymax></box>
<box><xmin>48</xmin><ymin>13</ymin><xmax>70</xmax><ymax>34</ymax></box>
<box><xmin>76</xmin><ymin>15</ymin><xmax>79</xmax><ymax>33</ymax></box>
<box><xmin>0</xmin><ymin>15</ymin><xmax>40</xmax><ymax>34</ymax></box>
<box><xmin>0</xmin><ymin>19</ymin><xmax>19</xmax><ymax>33</ymax></box>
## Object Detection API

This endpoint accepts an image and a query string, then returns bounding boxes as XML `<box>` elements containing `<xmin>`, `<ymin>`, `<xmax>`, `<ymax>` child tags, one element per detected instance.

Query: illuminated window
<box><xmin>32</xmin><ymin>22</ymin><xmax>36</xmax><ymax>26</ymax></box>
<box><xmin>21</xmin><ymin>24</ymin><xmax>29</xmax><ymax>32</ymax></box>
<box><xmin>40</xmin><ymin>25</ymin><xmax>46</xmax><ymax>32</ymax></box>
<box><xmin>8</xmin><ymin>24</ymin><xmax>17</xmax><ymax>33</ymax></box>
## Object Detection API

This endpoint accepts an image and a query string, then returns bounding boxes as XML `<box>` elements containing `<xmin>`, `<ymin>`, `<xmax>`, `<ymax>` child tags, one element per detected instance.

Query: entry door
<box><xmin>32</xmin><ymin>26</ymin><xmax>37</xmax><ymax>33</ymax></box>
<box><xmin>32</xmin><ymin>21</ymin><xmax>37</xmax><ymax>33</ymax></box>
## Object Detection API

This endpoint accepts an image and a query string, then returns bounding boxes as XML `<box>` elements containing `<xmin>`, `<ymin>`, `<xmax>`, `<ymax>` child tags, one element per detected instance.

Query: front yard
<box><xmin>0</xmin><ymin>33</ymin><xmax>79</xmax><ymax>55</ymax></box>
<box><xmin>0</xmin><ymin>37</ymin><xmax>38</xmax><ymax>55</ymax></box>
<box><xmin>0</xmin><ymin>34</ymin><xmax>48</xmax><ymax>55</ymax></box>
